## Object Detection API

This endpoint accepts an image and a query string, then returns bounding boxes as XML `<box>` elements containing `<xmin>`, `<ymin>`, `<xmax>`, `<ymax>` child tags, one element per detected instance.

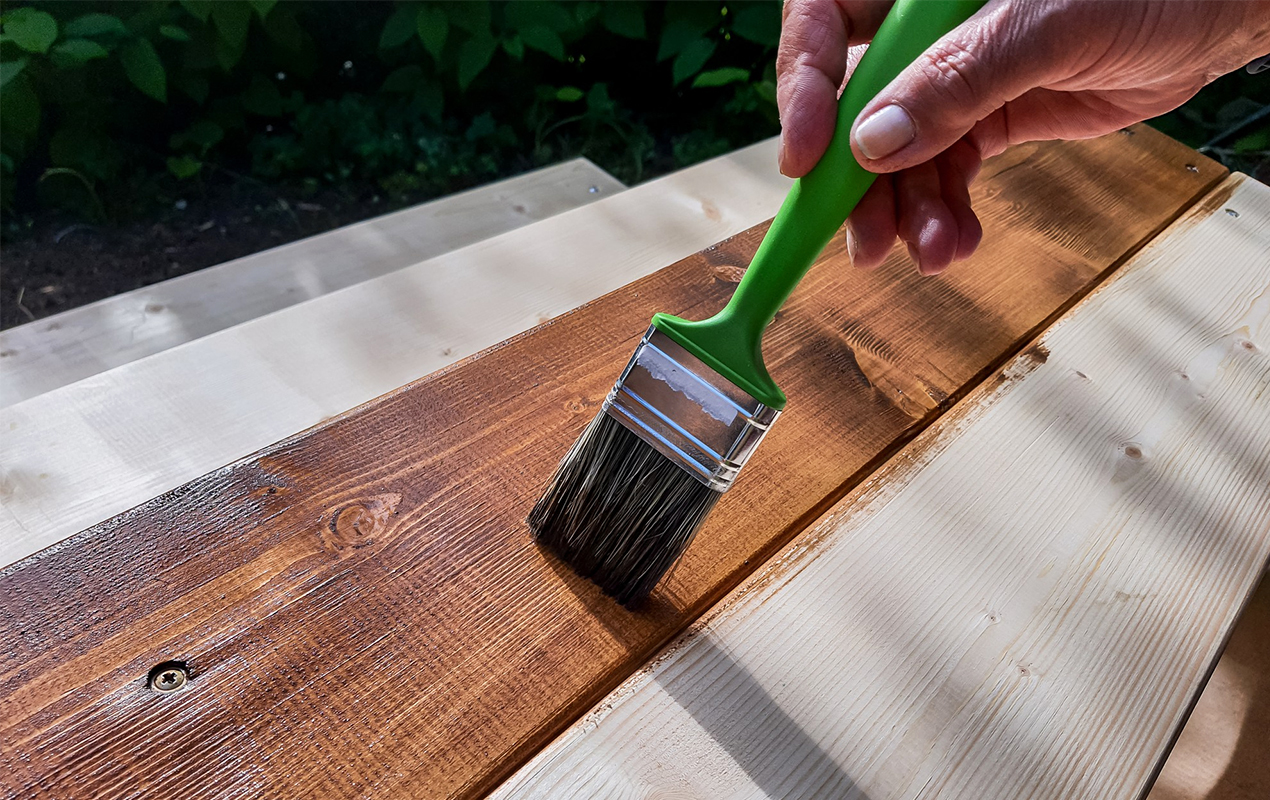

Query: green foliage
<box><xmin>1</xmin><ymin>0</ymin><xmax>783</xmax><ymax>217</ymax></box>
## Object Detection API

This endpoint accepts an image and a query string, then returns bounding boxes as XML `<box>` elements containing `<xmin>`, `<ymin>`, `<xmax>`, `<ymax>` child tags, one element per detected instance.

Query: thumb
<box><xmin>850</xmin><ymin>3</ymin><xmax>1053</xmax><ymax>171</ymax></box>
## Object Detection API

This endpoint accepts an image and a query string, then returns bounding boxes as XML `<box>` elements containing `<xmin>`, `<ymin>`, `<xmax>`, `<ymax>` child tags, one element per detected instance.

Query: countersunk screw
<box><xmin>149</xmin><ymin>661</ymin><xmax>189</xmax><ymax>693</ymax></box>
<box><xmin>1185</xmin><ymin>164</ymin><xmax>1199</xmax><ymax>173</ymax></box>
<box><xmin>1226</xmin><ymin>208</ymin><xmax>1240</xmax><ymax>218</ymax></box>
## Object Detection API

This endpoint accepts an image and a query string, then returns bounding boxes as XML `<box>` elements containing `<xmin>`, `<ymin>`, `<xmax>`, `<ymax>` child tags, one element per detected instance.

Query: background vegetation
<box><xmin>0</xmin><ymin>0</ymin><xmax>1265</xmax><ymax>326</ymax></box>
<box><xmin>1</xmin><ymin>0</ymin><xmax>786</xmax><ymax>227</ymax></box>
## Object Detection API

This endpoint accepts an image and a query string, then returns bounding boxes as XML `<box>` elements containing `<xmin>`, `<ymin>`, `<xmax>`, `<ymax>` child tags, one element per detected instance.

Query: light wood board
<box><xmin>0</xmin><ymin>129</ymin><xmax>1225</xmax><ymax>799</ymax></box>
<box><xmin>494</xmin><ymin>175</ymin><xmax>1270</xmax><ymax>800</ymax></box>
<box><xmin>0</xmin><ymin>158</ymin><xmax>625</xmax><ymax>408</ymax></box>
<box><xmin>0</xmin><ymin>139</ymin><xmax>791</xmax><ymax>566</ymax></box>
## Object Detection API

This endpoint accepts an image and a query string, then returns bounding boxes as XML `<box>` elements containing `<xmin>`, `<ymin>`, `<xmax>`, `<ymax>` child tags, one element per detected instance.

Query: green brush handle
<box><xmin>653</xmin><ymin>0</ymin><xmax>985</xmax><ymax>409</ymax></box>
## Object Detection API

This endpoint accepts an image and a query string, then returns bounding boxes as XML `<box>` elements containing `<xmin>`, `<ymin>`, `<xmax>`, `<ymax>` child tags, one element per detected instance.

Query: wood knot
<box><xmin>564</xmin><ymin>396</ymin><xmax>597</xmax><ymax>415</ymax></box>
<box><xmin>321</xmin><ymin>493</ymin><xmax>402</xmax><ymax>555</ymax></box>
<box><xmin>711</xmin><ymin>264</ymin><xmax>747</xmax><ymax>284</ymax></box>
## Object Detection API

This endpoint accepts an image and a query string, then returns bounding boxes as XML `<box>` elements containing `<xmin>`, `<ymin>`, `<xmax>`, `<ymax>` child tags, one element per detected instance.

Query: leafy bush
<box><xmin>0</xmin><ymin>0</ymin><xmax>783</xmax><ymax>220</ymax></box>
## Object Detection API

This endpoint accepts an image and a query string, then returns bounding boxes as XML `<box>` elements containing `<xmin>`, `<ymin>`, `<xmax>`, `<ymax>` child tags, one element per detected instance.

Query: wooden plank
<box><xmin>0</xmin><ymin>128</ymin><xmax>1224</xmax><ymax>800</ymax></box>
<box><xmin>0</xmin><ymin>159</ymin><xmax>625</xmax><ymax>408</ymax></box>
<box><xmin>493</xmin><ymin>175</ymin><xmax>1270</xmax><ymax>800</ymax></box>
<box><xmin>0</xmin><ymin>139</ymin><xmax>791</xmax><ymax>566</ymax></box>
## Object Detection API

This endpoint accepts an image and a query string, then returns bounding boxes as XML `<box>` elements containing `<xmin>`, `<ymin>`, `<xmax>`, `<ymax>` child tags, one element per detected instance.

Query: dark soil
<box><xmin>0</xmin><ymin>176</ymin><xmax>500</xmax><ymax>329</ymax></box>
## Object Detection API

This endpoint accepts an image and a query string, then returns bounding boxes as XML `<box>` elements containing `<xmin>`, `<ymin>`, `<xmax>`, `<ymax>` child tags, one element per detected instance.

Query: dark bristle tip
<box><xmin>529</xmin><ymin>412</ymin><xmax>722</xmax><ymax>608</ymax></box>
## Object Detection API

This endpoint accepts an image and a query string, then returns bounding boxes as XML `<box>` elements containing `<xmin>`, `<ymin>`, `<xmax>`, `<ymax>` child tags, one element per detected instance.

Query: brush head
<box><xmin>529</xmin><ymin>411</ymin><xmax>722</xmax><ymax>607</ymax></box>
<box><xmin>529</xmin><ymin>325</ymin><xmax>780</xmax><ymax>607</ymax></box>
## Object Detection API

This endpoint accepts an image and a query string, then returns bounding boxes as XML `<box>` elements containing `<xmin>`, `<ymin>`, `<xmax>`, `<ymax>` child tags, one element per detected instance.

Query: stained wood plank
<box><xmin>0</xmin><ymin>139</ymin><xmax>791</xmax><ymax>566</ymax></box>
<box><xmin>0</xmin><ymin>158</ymin><xmax>625</xmax><ymax>408</ymax></box>
<box><xmin>0</xmin><ymin>128</ymin><xmax>1224</xmax><ymax>799</ymax></box>
<box><xmin>493</xmin><ymin>175</ymin><xmax>1270</xmax><ymax>800</ymax></box>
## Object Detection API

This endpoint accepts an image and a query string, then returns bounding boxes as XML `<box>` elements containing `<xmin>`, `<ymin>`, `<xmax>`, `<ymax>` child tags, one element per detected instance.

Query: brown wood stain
<box><xmin>0</xmin><ymin>127</ymin><xmax>1226</xmax><ymax>799</ymax></box>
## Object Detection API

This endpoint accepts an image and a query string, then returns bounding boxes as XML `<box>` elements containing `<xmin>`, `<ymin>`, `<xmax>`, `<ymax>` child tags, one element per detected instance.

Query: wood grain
<box><xmin>0</xmin><ymin>139</ymin><xmax>791</xmax><ymax>566</ymax></box>
<box><xmin>0</xmin><ymin>128</ymin><xmax>1224</xmax><ymax>799</ymax></box>
<box><xmin>493</xmin><ymin>175</ymin><xmax>1270</xmax><ymax>800</ymax></box>
<box><xmin>0</xmin><ymin>158</ymin><xmax>625</xmax><ymax>407</ymax></box>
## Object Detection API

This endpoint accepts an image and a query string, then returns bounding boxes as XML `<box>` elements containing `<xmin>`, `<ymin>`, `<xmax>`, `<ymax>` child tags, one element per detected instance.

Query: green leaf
<box><xmin>466</xmin><ymin>112</ymin><xmax>496</xmax><ymax>141</ymax></box>
<box><xmin>379</xmin><ymin>4</ymin><xmax>416</xmax><ymax>50</ymax></box>
<box><xmin>555</xmin><ymin>86</ymin><xmax>583</xmax><ymax>102</ymax></box>
<box><xmin>731</xmin><ymin>2</ymin><xmax>780</xmax><ymax>47</ymax></box>
<box><xmin>692</xmin><ymin>66</ymin><xmax>749</xmax><ymax>88</ymax></box>
<box><xmin>214</xmin><ymin>29</ymin><xmax>247</xmax><ymax>71</ymax></box>
<box><xmin>241</xmin><ymin>73</ymin><xmax>283</xmax><ymax>115</ymax></box>
<box><xmin>211</xmin><ymin>1</ymin><xmax>251</xmax><ymax>51</ymax></box>
<box><xmin>501</xmin><ymin>36</ymin><xmax>523</xmax><ymax>60</ymax></box>
<box><xmin>754</xmin><ymin>78</ymin><xmax>777</xmax><ymax>105</ymax></box>
<box><xmin>263</xmin><ymin>6</ymin><xmax>304</xmax><ymax>52</ymax></box>
<box><xmin>120</xmin><ymin>38</ymin><xmax>166</xmax><ymax>101</ymax></box>
<box><xmin>448</xmin><ymin>1</ymin><xmax>490</xmax><ymax>35</ymax></box>
<box><xmin>603</xmin><ymin>2</ymin><xmax>645</xmax><ymax>39</ymax></box>
<box><xmin>249</xmin><ymin>0</ymin><xmax>278</xmax><ymax>20</ymax></box>
<box><xmin>520</xmin><ymin>25</ymin><xmax>564</xmax><ymax>60</ymax></box>
<box><xmin>416</xmin><ymin>7</ymin><xmax>448</xmax><ymax>61</ymax></box>
<box><xmin>415</xmin><ymin>81</ymin><xmax>443</xmax><ymax>122</ymax></box>
<box><xmin>1233</xmin><ymin>128</ymin><xmax>1270</xmax><ymax>152</ymax></box>
<box><xmin>172</xmin><ymin>120</ymin><xmax>224</xmax><ymax>153</ymax></box>
<box><xmin>1</xmin><ymin>75</ymin><xmax>42</xmax><ymax>146</ymax></box>
<box><xmin>505</xmin><ymin>1</ymin><xmax>573</xmax><ymax>34</ymax></box>
<box><xmin>586</xmin><ymin>82</ymin><xmax>613</xmax><ymax>115</ymax></box>
<box><xmin>0</xmin><ymin>58</ymin><xmax>27</xmax><ymax>88</ymax></box>
<box><xmin>672</xmin><ymin>38</ymin><xmax>715</xmax><ymax>85</ymax></box>
<box><xmin>159</xmin><ymin>25</ymin><xmax>192</xmax><ymax>42</ymax></box>
<box><xmin>381</xmin><ymin>64</ymin><xmax>423</xmax><ymax>93</ymax></box>
<box><xmin>166</xmin><ymin>155</ymin><xmax>203</xmax><ymax>179</ymax></box>
<box><xmin>657</xmin><ymin>21</ymin><xmax>707</xmax><ymax>62</ymax></box>
<box><xmin>3</xmin><ymin>8</ymin><xmax>58</xmax><ymax>54</ymax></box>
<box><xmin>575</xmin><ymin>2</ymin><xmax>601</xmax><ymax>26</ymax></box>
<box><xmin>63</xmin><ymin>13</ymin><xmax>129</xmax><ymax>39</ymax></box>
<box><xmin>175</xmin><ymin>72</ymin><xmax>210</xmax><ymax>103</ymax></box>
<box><xmin>457</xmin><ymin>32</ymin><xmax>496</xmax><ymax>90</ymax></box>
<box><xmin>179</xmin><ymin>1</ymin><xmax>213</xmax><ymax>23</ymax></box>
<box><xmin>50</xmin><ymin>39</ymin><xmax>110</xmax><ymax>68</ymax></box>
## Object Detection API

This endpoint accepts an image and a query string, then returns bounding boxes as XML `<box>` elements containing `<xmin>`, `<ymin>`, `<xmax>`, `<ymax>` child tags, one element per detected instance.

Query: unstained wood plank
<box><xmin>0</xmin><ymin>139</ymin><xmax>791</xmax><ymax>566</ymax></box>
<box><xmin>0</xmin><ymin>128</ymin><xmax>1225</xmax><ymax>799</ymax></box>
<box><xmin>0</xmin><ymin>159</ymin><xmax>625</xmax><ymax>407</ymax></box>
<box><xmin>493</xmin><ymin>175</ymin><xmax>1270</xmax><ymax>800</ymax></box>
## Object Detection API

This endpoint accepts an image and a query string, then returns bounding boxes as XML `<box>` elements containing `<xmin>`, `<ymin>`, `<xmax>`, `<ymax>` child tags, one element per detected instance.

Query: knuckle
<box><xmin>913</xmin><ymin>40</ymin><xmax>983</xmax><ymax>108</ymax></box>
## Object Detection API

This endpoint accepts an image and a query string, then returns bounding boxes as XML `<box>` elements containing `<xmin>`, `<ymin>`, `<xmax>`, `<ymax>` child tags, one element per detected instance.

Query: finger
<box><xmin>845</xmin><ymin>175</ymin><xmax>897</xmax><ymax>270</ymax></box>
<box><xmin>895</xmin><ymin>160</ymin><xmax>958</xmax><ymax>275</ymax></box>
<box><xmin>937</xmin><ymin>138</ymin><xmax>983</xmax><ymax>261</ymax></box>
<box><xmin>777</xmin><ymin>1</ymin><xmax>894</xmax><ymax>177</ymax></box>
<box><xmin>849</xmin><ymin>0</ymin><xmax>1065</xmax><ymax>172</ymax></box>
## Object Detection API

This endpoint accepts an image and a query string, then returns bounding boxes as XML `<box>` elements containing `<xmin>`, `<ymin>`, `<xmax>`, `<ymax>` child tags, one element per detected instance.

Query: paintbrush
<box><xmin>530</xmin><ymin>0</ymin><xmax>986</xmax><ymax>607</ymax></box>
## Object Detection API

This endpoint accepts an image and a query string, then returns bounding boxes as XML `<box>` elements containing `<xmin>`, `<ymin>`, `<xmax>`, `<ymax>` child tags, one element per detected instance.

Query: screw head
<box><xmin>1185</xmin><ymin>164</ymin><xmax>1199</xmax><ymax>173</ymax></box>
<box><xmin>1226</xmin><ymin>208</ymin><xmax>1240</xmax><ymax>218</ymax></box>
<box><xmin>149</xmin><ymin>661</ymin><xmax>189</xmax><ymax>693</ymax></box>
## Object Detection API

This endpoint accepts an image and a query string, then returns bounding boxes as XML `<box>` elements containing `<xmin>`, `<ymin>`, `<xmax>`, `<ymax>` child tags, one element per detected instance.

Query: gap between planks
<box><xmin>492</xmin><ymin>174</ymin><xmax>1270</xmax><ymax>800</ymax></box>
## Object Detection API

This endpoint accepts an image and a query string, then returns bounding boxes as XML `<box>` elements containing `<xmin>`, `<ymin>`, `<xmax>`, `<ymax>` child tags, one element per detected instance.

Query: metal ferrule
<box><xmin>603</xmin><ymin>325</ymin><xmax>781</xmax><ymax>492</ymax></box>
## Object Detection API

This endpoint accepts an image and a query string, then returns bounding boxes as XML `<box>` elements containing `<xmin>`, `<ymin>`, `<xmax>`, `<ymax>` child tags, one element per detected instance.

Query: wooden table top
<box><xmin>3</xmin><ymin>126</ymin><xmax>1262</xmax><ymax>800</ymax></box>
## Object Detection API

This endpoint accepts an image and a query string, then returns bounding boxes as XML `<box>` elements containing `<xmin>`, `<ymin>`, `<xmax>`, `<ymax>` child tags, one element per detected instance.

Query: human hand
<box><xmin>777</xmin><ymin>0</ymin><xmax>1270</xmax><ymax>274</ymax></box>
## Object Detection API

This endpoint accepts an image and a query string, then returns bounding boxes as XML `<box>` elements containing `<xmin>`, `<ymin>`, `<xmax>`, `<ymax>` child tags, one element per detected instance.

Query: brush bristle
<box><xmin>529</xmin><ymin>411</ymin><xmax>722</xmax><ymax>607</ymax></box>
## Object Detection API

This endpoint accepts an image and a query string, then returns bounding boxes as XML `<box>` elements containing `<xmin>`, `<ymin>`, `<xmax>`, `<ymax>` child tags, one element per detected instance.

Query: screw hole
<box><xmin>1226</xmin><ymin>208</ymin><xmax>1240</xmax><ymax>218</ymax></box>
<box><xmin>148</xmin><ymin>660</ymin><xmax>190</xmax><ymax>693</ymax></box>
